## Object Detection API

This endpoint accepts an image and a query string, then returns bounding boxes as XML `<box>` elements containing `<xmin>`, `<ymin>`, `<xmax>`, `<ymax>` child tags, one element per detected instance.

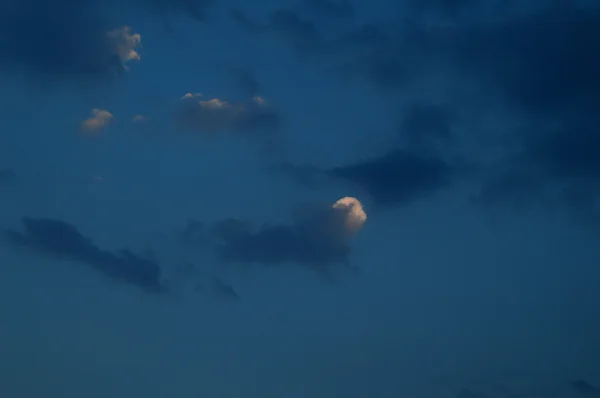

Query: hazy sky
<box><xmin>1</xmin><ymin>0</ymin><xmax>599</xmax><ymax>397</ymax></box>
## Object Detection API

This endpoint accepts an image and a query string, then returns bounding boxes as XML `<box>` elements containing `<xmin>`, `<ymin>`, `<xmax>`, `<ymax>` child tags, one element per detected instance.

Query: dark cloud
<box><xmin>229</xmin><ymin>5</ymin><xmax>395</xmax><ymax>61</ymax></box>
<box><xmin>303</xmin><ymin>0</ymin><xmax>355</xmax><ymax>19</ymax></box>
<box><xmin>4</xmin><ymin>217</ymin><xmax>166</xmax><ymax>294</ymax></box>
<box><xmin>321</xmin><ymin>2</ymin><xmax>600</xmax><ymax>221</ymax></box>
<box><xmin>333</xmin><ymin>23</ymin><xmax>393</xmax><ymax>51</ymax></box>
<box><xmin>437</xmin><ymin>4</ymin><xmax>600</xmax><ymax>221</ymax></box>
<box><xmin>234</xmin><ymin>2</ymin><xmax>598</xmax><ymax>219</ymax></box>
<box><xmin>570</xmin><ymin>380</ymin><xmax>600</xmax><ymax>396</ymax></box>
<box><xmin>407</xmin><ymin>0</ymin><xmax>478</xmax><ymax>17</ymax></box>
<box><xmin>0</xmin><ymin>0</ymin><xmax>142</xmax><ymax>85</ymax></box>
<box><xmin>0</xmin><ymin>0</ymin><xmax>214</xmax><ymax>84</ymax></box>
<box><xmin>229</xmin><ymin>9</ymin><xmax>264</xmax><ymax>33</ymax></box>
<box><xmin>279</xmin><ymin>145</ymin><xmax>472</xmax><ymax>209</ymax></box>
<box><xmin>144</xmin><ymin>0</ymin><xmax>213</xmax><ymax>22</ymax></box>
<box><xmin>476</xmin><ymin>123</ymin><xmax>600</xmax><ymax>223</ymax></box>
<box><xmin>181</xmin><ymin>197</ymin><xmax>367</xmax><ymax>281</ymax></box>
<box><xmin>205</xmin><ymin>277</ymin><xmax>241</xmax><ymax>301</ymax></box>
<box><xmin>179</xmin><ymin>219</ymin><xmax>206</xmax><ymax>246</ymax></box>
<box><xmin>328</xmin><ymin>149</ymin><xmax>469</xmax><ymax>208</ymax></box>
<box><xmin>173</xmin><ymin>92</ymin><xmax>281</xmax><ymax>137</ymax></box>
<box><xmin>399</xmin><ymin>103</ymin><xmax>457</xmax><ymax>149</ymax></box>
<box><xmin>230</xmin><ymin>67</ymin><xmax>261</xmax><ymax>98</ymax></box>
<box><xmin>230</xmin><ymin>7</ymin><xmax>326</xmax><ymax>55</ymax></box>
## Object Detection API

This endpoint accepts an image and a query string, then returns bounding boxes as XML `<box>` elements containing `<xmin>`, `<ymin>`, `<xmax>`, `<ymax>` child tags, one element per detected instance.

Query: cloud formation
<box><xmin>303</xmin><ymin>0</ymin><xmax>355</xmax><ymax>19</ymax></box>
<box><xmin>4</xmin><ymin>217</ymin><xmax>166</xmax><ymax>294</ymax></box>
<box><xmin>330</xmin><ymin>149</ymin><xmax>467</xmax><ymax>208</ymax></box>
<box><xmin>106</xmin><ymin>26</ymin><xmax>142</xmax><ymax>68</ymax></box>
<box><xmin>250</xmin><ymin>1</ymin><xmax>599</xmax><ymax>220</ymax></box>
<box><xmin>280</xmin><ymin>146</ymin><xmax>471</xmax><ymax>209</ymax></box>
<box><xmin>230</xmin><ymin>7</ymin><xmax>326</xmax><ymax>55</ymax></box>
<box><xmin>0</xmin><ymin>0</ymin><xmax>142</xmax><ymax>84</ymax></box>
<box><xmin>399</xmin><ymin>103</ymin><xmax>457</xmax><ymax>150</ymax></box>
<box><xmin>80</xmin><ymin>108</ymin><xmax>114</xmax><ymax>135</ymax></box>
<box><xmin>142</xmin><ymin>0</ymin><xmax>214</xmax><ymax>24</ymax></box>
<box><xmin>174</xmin><ymin>93</ymin><xmax>280</xmax><ymax>136</ymax></box>
<box><xmin>180</xmin><ymin>197</ymin><xmax>366</xmax><ymax>280</ymax></box>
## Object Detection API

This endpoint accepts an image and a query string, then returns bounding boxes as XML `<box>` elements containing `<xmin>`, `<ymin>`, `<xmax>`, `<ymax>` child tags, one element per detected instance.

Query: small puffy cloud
<box><xmin>80</xmin><ymin>108</ymin><xmax>114</xmax><ymax>134</ymax></box>
<box><xmin>174</xmin><ymin>93</ymin><xmax>280</xmax><ymax>135</ymax></box>
<box><xmin>332</xmin><ymin>196</ymin><xmax>367</xmax><ymax>236</ymax></box>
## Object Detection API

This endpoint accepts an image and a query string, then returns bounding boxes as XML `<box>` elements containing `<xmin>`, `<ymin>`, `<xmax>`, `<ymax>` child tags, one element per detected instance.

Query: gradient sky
<box><xmin>1</xmin><ymin>0</ymin><xmax>599</xmax><ymax>397</ymax></box>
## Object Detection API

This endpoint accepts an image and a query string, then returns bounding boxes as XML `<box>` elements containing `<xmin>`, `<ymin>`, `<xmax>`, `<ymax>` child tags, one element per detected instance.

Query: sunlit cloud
<box><xmin>174</xmin><ymin>92</ymin><xmax>280</xmax><ymax>135</ymax></box>
<box><xmin>80</xmin><ymin>108</ymin><xmax>114</xmax><ymax>135</ymax></box>
<box><xmin>332</xmin><ymin>196</ymin><xmax>367</xmax><ymax>237</ymax></box>
<box><xmin>106</xmin><ymin>26</ymin><xmax>142</xmax><ymax>70</ymax></box>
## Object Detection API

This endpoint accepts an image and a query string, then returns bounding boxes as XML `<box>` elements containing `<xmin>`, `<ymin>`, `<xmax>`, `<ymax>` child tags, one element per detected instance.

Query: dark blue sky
<box><xmin>1</xmin><ymin>0</ymin><xmax>599</xmax><ymax>397</ymax></box>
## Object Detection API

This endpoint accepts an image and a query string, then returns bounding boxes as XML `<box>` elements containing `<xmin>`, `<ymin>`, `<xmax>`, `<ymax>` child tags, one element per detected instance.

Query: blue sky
<box><xmin>1</xmin><ymin>0</ymin><xmax>600</xmax><ymax>397</ymax></box>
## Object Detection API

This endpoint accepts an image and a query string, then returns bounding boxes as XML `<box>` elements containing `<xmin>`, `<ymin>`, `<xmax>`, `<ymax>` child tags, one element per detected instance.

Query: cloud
<box><xmin>407</xmin><ymin>0</ymin><xmax>479</xmax><ymax>17</ymax></box>
<box><xmin>227</xmin><ymin>67</ymin><xmax>261</xmax><ymax>97</ymax></box>
<box><xmin>570</xmin><ymin>380</ymin><xmax>600</xmax><ymax>396</ymax></box>
<box><xmin>230</xmin><ymin>7</ymin><xmax>326</xmax><ymax>55</ymax></box>
<box><xmin>289</xmin><ymin>1</ymin><xmax>599</xmax><ymax>221</ymax></box>
<box><xmin>332</xmin><ymin>196</ymin><xmax>367</xmax><ymax>237</ymax></box>
<box><xmin>174</xmin><ymin>93</ymin><xmax>280</xmax><ymax>136</ymax></box>
<box><xmin>328</xmin><ymin>149</ymin><xmax>466</xmax><ymax>208</ymax></box>
<box><xmin>106</xmin><ymin>26</ymin><xmax>142</xmax><ymax>67</ymax></box>
<box><xmin>279</xmin><ymin>146</ymin><xmax>472</xmax><ymax>209</ymax></box>
<box><xmin>0</xmin><ymin>0</ymin><xmax>142</xmax><ymax>85</ymax></box>
<box><xmin>80</xmin><ymin>108</ymin><xmax>114</xmax><ymax>135</ymax></box>
<box><xmin>142</xmin><ymin>0</ymin><xmax>214</xmax><ymax>24</ymax></box>
<box><xmin>4</xmin><ymin>217</ymin><xmax>166</xmax><ymax>294</ymax></box>
<box><xmin>399</xmin><ymin>103</ymin><xmax>457</xmax><ymax>149</ymax></box>
<box><xmin>475</xmin><ymin>123</ymin><xmax>600</xmax><ymax>223</ymax></box>
<box><xmin>230</xmin><ymin>1</ymin><xmax>355</xmax><ymax>55</ymax></box>
<box><xmin>181</xmin><ymin>197</ymin><xmax>366</xmax><ymax>280</ymax></box>
<box><xmin>420</xmin><ymin>4</ymin><xmax>600</xmax><ymax>221</ymax></box>
<box><xmin>303</xmin><ymin>0</ymin><xmax>355</xmax><ymax>19</ymax></box>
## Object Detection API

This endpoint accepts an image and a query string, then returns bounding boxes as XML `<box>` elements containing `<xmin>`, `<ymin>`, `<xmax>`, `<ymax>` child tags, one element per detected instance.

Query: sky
<box><xmin>0</xmin><ymin>0</ymin><xmax>599</xmax><ymax>397</ymax></box>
